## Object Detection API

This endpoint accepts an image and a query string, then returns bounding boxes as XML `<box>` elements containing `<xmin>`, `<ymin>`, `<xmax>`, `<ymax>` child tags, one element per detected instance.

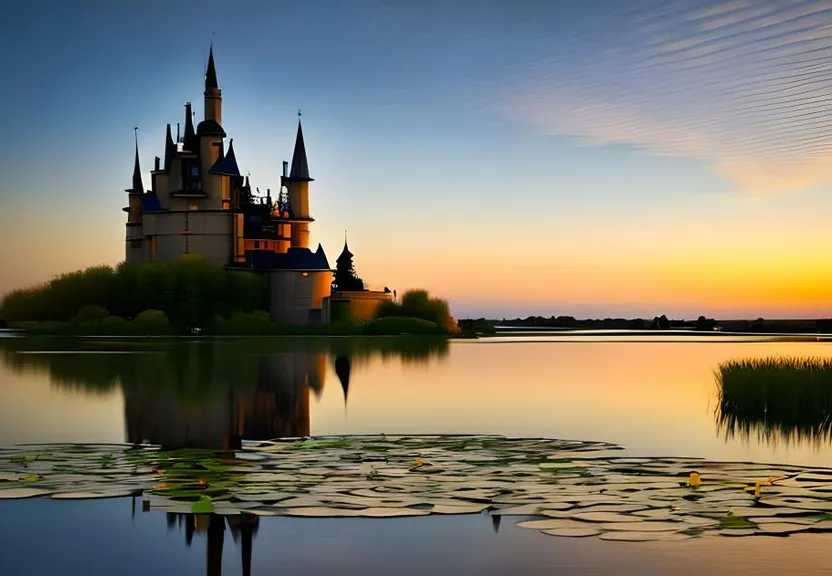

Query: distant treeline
<box><xmin>0</xmin><ymin>257</ymin><xmax>263</xmax><ymax>329</ymax></box>
<box><xmin>459</xmin><ymin>315</ymin><xmax>832</xmax><ymax>333</ymax></box>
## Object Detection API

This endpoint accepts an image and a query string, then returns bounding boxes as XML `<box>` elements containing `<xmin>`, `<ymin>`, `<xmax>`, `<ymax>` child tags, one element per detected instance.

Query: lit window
<box><xmin>189</xmin><ymin>204</ymin><xmax>198</xmax><ymax>211</ymax></box>
<box><xmin>300</xmin><ymin>272</ymin><xmax>309</xmax><ymax>278</ymax></box>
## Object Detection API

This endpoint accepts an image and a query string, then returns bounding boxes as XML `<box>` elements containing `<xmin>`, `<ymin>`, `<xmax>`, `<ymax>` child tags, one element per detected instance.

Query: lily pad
<box><xmin>191</xmin><ymin>496</ymin><xmax>215</xmax><ymax>513</ymax></box>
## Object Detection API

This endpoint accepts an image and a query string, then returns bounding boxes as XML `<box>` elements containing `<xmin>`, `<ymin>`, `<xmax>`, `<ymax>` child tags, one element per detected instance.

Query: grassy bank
<box><xmin>715</xmin><ymin>357</ymin><xmax>832</xmax><ymax>443</ymax></box>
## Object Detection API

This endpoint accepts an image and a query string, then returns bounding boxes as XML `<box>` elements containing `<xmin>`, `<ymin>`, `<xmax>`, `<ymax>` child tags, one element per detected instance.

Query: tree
<box><xmin>332</xmin><ymin>242</ymin><xmax>364</xmax><ymax>292</ymax></box>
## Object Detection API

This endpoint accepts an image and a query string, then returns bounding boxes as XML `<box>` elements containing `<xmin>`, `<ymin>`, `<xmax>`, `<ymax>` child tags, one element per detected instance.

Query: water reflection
<box><xmin>715</xmin><ymin>357</ymin><xmax>832</xmax><ymax>447</ymax></box>
<box><xmin>165</xmin><ymin>512</ymin><xmax>258</xmax><ymax>576</ymax></box>
<box><xmin>0</xmin><ymin>337</ymin><xmax>448</xmax><ymax>575</ymax></box>
<box><xmin>0</xmin><ymin>337</ymin><xmax>447</xmax><ymax>450</ymax></box>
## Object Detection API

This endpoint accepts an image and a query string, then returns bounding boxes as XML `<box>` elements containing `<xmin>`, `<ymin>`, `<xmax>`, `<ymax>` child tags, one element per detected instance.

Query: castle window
<box><xmin>254</xmin><ymin>241</ymin><xmax>260</xmax><ymax>249</ymax></box>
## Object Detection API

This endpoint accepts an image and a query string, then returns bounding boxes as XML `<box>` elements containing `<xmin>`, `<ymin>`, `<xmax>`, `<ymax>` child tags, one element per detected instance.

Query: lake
<box><xmin>3</xmin><ymin>333</ymin><xmax>832</xmax><ymax>574</ymax></box>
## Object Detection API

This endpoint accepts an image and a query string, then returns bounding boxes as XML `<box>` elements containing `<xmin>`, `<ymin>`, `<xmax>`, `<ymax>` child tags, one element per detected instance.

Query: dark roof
<box><xmin>288</xmin><ymin>121</ymin><xmax>313</xmax><ymax>181</ymax></box>
<box><xmin>197</xmin><ymin>118</ymin><xmax>227</xmax><ymax>138</ymax></box>
<box><xmin>142</xmin><ymin>192</ymin><xmax>163</xmax><ymax>212</ymax></box>
<box><xmin>205</xmin><ymin>46</ymin><xmax>218</xmax><ymax>90</ymax></box>
<box><xmin>337</xmin><ymin>241</ymin><xmax>353</xmax><ymax>261</ymax></box>
<box><xmin>249</xmin><ymin>246</ymin><xmax>331</xmax><ymax>271</ymax></box>
<box><xmin>210</xmin><ymin>139</ymin><xmax>240</xmax><ymax>176</ymax></box>
<box><xmin>164</xmin><ymin>124</ymin><xmax>175</xmax><ymax>171</ymax></box>
<box><xmin>127</xmin><ymin>141</ymin><xmax>144</xmax><ymax>194</ymax></box>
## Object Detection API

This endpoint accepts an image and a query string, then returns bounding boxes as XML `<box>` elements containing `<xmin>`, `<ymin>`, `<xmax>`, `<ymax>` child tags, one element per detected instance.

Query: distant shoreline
<box><xmin>458</xmin><ymin>316</ymin><xmax>832</xmax><ymax>336</ymax></box>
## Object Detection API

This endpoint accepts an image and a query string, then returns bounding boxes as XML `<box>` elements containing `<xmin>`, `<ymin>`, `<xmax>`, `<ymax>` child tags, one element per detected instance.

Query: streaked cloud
<box><xmin>498</xmin><ymin>0</ymin><xmax>832</xmax><ymax>194</ymax></box>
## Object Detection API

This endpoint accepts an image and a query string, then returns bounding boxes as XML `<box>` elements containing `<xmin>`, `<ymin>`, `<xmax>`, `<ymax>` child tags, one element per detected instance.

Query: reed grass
<box><xmin>715</xmin><ymin>356</ymin><xmax>832</xmax><ymax>445</ymax></box>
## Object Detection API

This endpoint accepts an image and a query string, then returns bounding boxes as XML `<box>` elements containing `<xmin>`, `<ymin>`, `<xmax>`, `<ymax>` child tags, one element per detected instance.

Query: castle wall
<box><xmin>142</xmin><ymin>212</ymin><xmax>233</xmax><ymax>266</ymax></box>
<box><xmin>328</xmin><ymin>290</ymin><xmax>393</xmax><ymax>322</ymax></box>
<box><xmin>267</xmin><ymin>270</ymin><xmax>333</xmax><ymax>325</ymax></box>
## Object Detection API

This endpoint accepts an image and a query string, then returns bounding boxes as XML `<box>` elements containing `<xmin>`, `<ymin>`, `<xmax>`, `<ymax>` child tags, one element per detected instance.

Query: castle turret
<box><xmin>204</xmin><ymin>46</ymin><xmax>222</xmax><ymax>124</ymax></box>
<box><xmin>283</xmin><ymin>120</ymin><xmax>314</xmax><ymax>249</ymax></box>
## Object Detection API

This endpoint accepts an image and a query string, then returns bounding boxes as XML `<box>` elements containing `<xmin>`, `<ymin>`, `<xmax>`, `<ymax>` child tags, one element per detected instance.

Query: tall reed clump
<box><xmin>715</xmin><ymin>357</ymin><xmax>832</xmax><ymax>444</ymax></box>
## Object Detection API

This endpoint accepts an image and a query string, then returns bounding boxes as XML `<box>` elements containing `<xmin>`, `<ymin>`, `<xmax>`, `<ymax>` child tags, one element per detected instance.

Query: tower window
<box><xmin>254</xmin><ymin>241</ymin><xmax>260</xmax><ymax>249</ymax></box>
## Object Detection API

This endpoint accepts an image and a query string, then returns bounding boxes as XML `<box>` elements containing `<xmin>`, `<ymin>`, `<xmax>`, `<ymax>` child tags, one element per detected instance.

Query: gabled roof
<box><xmin>210</xmin><ymin>139</ymin><xmax>240</xmax><ymax>176</ymax></box>
<box><xmin>288</xmin><ymin>121</ymin><xmax>313</xmax><ymax>181</ymax></box>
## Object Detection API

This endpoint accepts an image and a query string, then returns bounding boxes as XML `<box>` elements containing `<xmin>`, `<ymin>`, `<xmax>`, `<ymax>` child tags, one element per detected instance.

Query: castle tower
<box><xmin>198</xmin><ymin>48</ymin><xmax>228</xmax><ymax>209</ymax></box>
<box><xmin>283</xmin><ymin>120</ymin><xmax>314</xmax><ymax>248</ymax></box>
<box><xmin>124</xmin><ymin>131</ymin><xmax>145</xmax><ymax>264</ymax></box>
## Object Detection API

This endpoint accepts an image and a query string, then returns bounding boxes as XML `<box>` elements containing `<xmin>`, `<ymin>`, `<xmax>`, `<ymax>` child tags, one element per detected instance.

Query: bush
<box><xmin>362</xmin><ymin>316</ymin><xmax>445</xmax><ymax>335</ymax></box>
<box><xmin>131</xmin><ymin>310</ymin><xmax>172</xmax><ymax>335</ymax></box>
<box><xmin>375</xmin><ymin>290</ymin><xmax>457</xmax><ymax>333</ymax></box>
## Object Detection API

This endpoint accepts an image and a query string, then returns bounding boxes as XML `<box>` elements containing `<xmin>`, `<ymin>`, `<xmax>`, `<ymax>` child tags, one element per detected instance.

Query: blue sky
<box><xmin>2</xmin><ymin>0</ymin><xmax>832</xmax><ymax>318</ymax></box>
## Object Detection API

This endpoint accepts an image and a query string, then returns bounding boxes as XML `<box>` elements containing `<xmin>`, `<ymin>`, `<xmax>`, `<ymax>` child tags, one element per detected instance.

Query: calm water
<box><xmin>3</xmin><ymin>332</ymin><xmax>832</xmax><ymax>575</ymax></box>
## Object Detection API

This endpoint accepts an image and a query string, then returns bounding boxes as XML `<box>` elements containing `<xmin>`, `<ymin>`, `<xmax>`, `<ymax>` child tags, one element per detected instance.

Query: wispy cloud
<box><xmin>498</xmin><ymin>0</ymin><xmax>832</xmax><ymax>194</ymax></box>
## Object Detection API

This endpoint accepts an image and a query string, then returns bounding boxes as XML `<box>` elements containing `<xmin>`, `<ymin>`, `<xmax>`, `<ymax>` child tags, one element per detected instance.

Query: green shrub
<box><xmin>362</xmin><ymin>316</ymin><xmax>444</xmax><ymax>335</ymax></box>
<box><xmin>130</xmin><ymin>310</ymin><xmax>172</xmax><ymax>335</ymax></box>
<box><xmin>375</xmin><ymin>290</ymin><xmax>457</xmax><ymax>333</ymax></box>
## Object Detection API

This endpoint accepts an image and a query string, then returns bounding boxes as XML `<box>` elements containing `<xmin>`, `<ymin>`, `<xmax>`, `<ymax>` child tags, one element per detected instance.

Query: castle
<box><xmin>124</xmin><ymin>48</ymin><xmax>390</xmax><ymax>325</ymax></box>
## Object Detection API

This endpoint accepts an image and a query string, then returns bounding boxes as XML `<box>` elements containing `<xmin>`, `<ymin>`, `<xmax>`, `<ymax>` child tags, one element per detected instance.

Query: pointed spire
<box><xmin>288</xmin><ymin>118</ymin><xmax>313</xmax><ymax>181</ymax></box>
<box><xmin>130</xmin><ymin>128</ymin><xmax>144</xmax><ymax>194</ymax></box>
<box><xmin>164</xmin><ymin>124</ymin><xmax>175</xmax><ymax>170</ymax></box>
<box><xmin>338</xmin><ymin>231</ymin><xmax>353</xmax><ymax>261</ymax></box>
<box><xmin>205</xmin><ymin>45</ymin><xmax>218</xmax><ymax>90</ymax></box>
<box><xmin>183</xmin><ymin>102</ymin><xmax>197</xmax><ymax>151</ymax></box>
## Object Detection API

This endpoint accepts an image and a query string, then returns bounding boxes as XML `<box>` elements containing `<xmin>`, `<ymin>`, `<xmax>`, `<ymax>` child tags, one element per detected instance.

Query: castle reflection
<box><xmin>124</xmin><ymin>352</ymin><xmax>324</xmax><ymax>449</ymax></box>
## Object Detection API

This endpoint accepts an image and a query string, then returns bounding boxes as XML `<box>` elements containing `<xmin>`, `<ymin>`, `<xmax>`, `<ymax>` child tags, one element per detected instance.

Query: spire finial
<box><xmin>133</xmin><ymin>126</ymin><xmax>138</xmax><ymax>148</ymax></box>
<box><xmin>298</xmin><ymin>109</ymin><xmax>302</xmax><ymax>119</ymax></box>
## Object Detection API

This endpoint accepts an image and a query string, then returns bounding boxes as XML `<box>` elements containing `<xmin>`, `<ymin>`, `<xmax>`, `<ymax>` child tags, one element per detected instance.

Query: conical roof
<box><xmin>288</xmin><ymin>120</ymin><xmax>313</xmax><ymax>181</ymax></box>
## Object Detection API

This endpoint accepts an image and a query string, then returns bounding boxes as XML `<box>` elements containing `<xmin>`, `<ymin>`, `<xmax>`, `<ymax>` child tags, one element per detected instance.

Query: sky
<box><xmin>2</xmin><ymin>0</ymin><xmax>832</xmax><ymax>319</ymax></box>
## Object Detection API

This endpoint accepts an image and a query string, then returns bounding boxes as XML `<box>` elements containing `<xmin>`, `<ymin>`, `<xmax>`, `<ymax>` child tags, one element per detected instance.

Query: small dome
<box><xmin>196</xmin><ymin>119</ymin><xmax>227</xmax><ymax>137</ymax></box>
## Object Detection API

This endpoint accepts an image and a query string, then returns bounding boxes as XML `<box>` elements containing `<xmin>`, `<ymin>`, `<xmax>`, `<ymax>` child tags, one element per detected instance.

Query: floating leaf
<box><xmin>191</xmin><ymin>495</ymin><xmax>214</xmax><ymax>513</ymax></box>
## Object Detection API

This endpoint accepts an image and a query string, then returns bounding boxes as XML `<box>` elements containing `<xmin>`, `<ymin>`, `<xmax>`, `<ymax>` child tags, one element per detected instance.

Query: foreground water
<box><xmin>3</xmin><ymin>333</ymin><xmax>832</xmax><ymax>574</ymax></box>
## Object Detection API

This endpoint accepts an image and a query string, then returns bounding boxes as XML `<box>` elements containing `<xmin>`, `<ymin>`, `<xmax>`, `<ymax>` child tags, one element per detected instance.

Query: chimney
<box><xmin>282</xmin><ymin>161</ymin><xmax>288</xmax><ymax>178</ymax></box>
<box><xmin>154</xmin><ymin>156</ymin><xmax>160</xmax><ymax>171</ymax></box>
